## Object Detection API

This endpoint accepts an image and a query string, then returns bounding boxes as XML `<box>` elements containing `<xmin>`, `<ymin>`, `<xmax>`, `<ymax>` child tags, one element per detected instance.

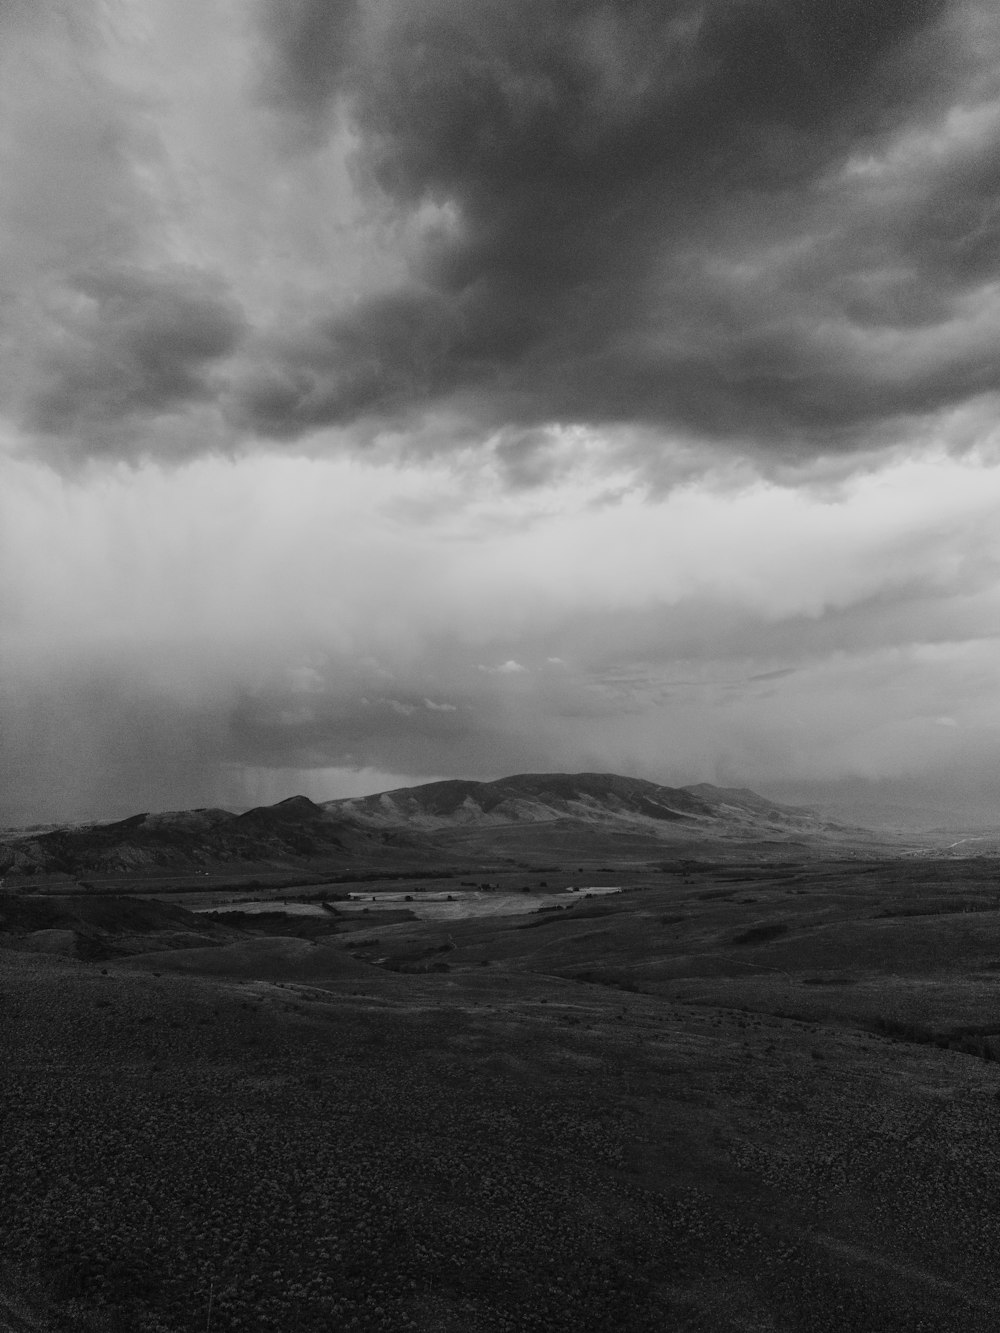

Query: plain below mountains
<box><xmin>0</xmin><ymin>771</ymin><xmax>877</xmax><ymax>882</ymax></box>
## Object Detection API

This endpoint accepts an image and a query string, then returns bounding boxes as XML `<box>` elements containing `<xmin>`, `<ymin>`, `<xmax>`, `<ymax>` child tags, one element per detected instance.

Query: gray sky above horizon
<box><xmin>4</xmin><ymin>0</ymin><xmax>1000</xmax><ymax>827</ymax></box>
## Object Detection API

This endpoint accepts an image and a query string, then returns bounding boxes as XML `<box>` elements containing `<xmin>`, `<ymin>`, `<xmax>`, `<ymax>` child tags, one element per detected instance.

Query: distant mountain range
<box><xmin>330</xmin><ymin>772</ymin><xmax>820</xmax><ymax>831</ymax></box>
<box><xmin>0</xmin><ymin>772</ymin><xmax>876</xmax><ymax>882</ymax></box>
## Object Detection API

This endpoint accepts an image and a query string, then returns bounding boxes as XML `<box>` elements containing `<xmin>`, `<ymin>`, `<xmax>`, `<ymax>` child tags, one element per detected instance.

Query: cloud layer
<box><xmin>236</xmin><ymin>0</ymin><xmax>1000</xmax><ymax>454</ymax></box>
<box><xmin>3</xmin><ymin>0</ymin><xmax>1000</xmax><ymax>464</ymax></box>
<box><xmin>5</xmin><ymin>446</ymin><xmax>1000</xmax><ymax>822</ymax></box>
<box><xmin>5</xmin><ymin>2</ymin><xmax>1000</xmax><ymax>824</ymax></box>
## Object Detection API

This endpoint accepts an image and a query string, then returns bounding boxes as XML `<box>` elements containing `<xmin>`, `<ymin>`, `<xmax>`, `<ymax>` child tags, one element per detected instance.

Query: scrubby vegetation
<box><xmin>731</xmin><ymin>920</ymin><xmax>789</xmax><ymax>944</ymax></box>
<box><xmin>0</xmin><ymin>961</ymin><xmax>715</xmax><ymax>1332</ymax></box>
<box><xmin>5</xmin><ymin>852</ymin><xmax>1000</xmax><ymax>1330</ymax></box>
<box><xmin>873</xmin><ymin>1015</ymin><xmax>1000</xmax><ymax>1060</ymax></box>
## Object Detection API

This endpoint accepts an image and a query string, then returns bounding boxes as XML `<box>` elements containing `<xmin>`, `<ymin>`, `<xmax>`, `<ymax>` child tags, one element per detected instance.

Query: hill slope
<box><xmin>0</xmin><ymin>796</ymin><xmax>411</xmax><ymax>882</ymax></box>
<box><xmin>326</xmin><ymin>771</ymin><xmax>839</xmax><ymax>838</ymax></box>
<box><xmin>0</xmin><ymin>772</ymin><xmax>867</xmax><ymax>883</ymax></box>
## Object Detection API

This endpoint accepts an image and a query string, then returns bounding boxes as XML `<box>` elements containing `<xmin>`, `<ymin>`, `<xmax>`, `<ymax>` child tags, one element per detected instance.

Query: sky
<box><xmin>4</xmin><ymin>0</ymin><xmax>1000</xmax><ymax>828</ymax></box>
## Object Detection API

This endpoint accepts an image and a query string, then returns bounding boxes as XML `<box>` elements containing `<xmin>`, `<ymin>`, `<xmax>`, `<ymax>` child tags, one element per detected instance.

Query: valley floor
<box><xmin>3</xmin><ymin>855</ymin><xmax>1000</xmax><ymax>1331</ymax></box>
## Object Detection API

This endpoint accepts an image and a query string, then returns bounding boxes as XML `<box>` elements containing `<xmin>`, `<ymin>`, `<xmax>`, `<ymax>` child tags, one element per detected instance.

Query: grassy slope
<box><xmin>2</xmin><ymin>856</ymin><xmax>1000</xmax><ymax>1330</ymax></box>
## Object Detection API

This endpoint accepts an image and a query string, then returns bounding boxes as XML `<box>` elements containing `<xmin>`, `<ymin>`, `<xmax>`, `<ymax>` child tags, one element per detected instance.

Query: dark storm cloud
<box><xmin>24</xmin><ymin>267</ymin><xmax>245</xmax><ymax>447</ymax></box>
<box><xmin>257</xmin><ymin>0</ymin><xmax>362</xmax><ymax>127</ymax></box>
<box><xmin>237</xmin><ymin>0</ymin><xmax>1000</xmax><ymax>451</ymax></box>
<box><xmin>235</xmin><ymin>289</ymin><xmax>460</xmax><ymax>436</ymax></box>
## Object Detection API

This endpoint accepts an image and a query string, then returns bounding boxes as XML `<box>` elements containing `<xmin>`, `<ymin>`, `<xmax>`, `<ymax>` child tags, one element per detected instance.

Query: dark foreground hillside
<box><xmin>3</xmin><ymin>855</ymin><xmax>1000</xmax><ymax>1331</ymax></box>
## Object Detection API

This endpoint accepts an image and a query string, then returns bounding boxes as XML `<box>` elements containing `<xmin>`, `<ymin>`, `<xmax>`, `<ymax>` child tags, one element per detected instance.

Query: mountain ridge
<box><xmin>0</xmin><ymin>771</ymin><xmax>863</xmax><ymax>881</ymax></box>
<box><xmin>324</xmin><ymin>771</ymin><xmax>818</xmax><ymax>830</ymax></box>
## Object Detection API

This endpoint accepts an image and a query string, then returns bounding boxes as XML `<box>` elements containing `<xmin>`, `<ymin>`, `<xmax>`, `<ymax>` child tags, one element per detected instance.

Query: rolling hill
<box><xmin>0</xmin><ymin>795</ymin><xmax>416</xmax><ymax>882</ymax></box>
<box><xmin>0</xmin><ymin>772</ymin><xmax>874</xmax><ymax>883</ymax></box>
<box><xmin>326</xmin><ymin>772</ymin><xmax>830</xmax><ymax>833</ymax></box>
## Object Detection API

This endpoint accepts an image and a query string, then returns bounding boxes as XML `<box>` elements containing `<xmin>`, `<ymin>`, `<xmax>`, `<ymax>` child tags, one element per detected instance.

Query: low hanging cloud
<box><xmin>233</xmin><ymin>0</ymin><xmax>1000</xmax><ymax>457</ymax></box>
<box><xmin>3</xmin><ymin>0</ymin><xmax>1000</xmax><ymax>468</ymax></box>
<box><xmin>256</xmin><ymin>0</ymin><xmax>362</xmax><ymax>130</ymax></box>
<box><xmin>0</xmin><ymin>0</ymin><xmax>250</xmax><ymax>464</ymax></box>
<box><xmin>5</xmin><ymin>446</ymin><xmax>1000</xmax><ymax>821</ymax></box>
<box><xmin>23</xmin><ymin>267</ymin><xmax>245</xmax><ymax>452</ymax></box>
